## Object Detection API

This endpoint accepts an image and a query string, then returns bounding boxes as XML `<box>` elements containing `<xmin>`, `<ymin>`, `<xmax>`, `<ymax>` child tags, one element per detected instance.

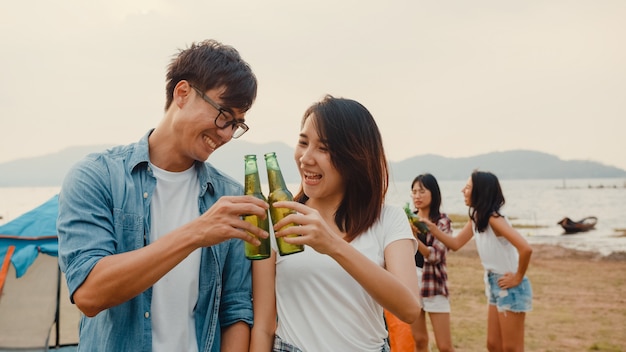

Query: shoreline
<box><xmin>529</xmin><ymin>241</ymin><xmax>626</xmax><ymax>261</ymax></box>
<box><xmin>456</xmin><ymin>238</ymin><xmax>626</xmax><ymax>261</ymax></box>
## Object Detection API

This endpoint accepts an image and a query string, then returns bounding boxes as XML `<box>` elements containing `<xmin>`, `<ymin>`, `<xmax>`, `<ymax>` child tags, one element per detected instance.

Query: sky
<box><xmin>1</xmin><ymin>0</ymin><xmax>625</xmax><ymax>171</ymax></box>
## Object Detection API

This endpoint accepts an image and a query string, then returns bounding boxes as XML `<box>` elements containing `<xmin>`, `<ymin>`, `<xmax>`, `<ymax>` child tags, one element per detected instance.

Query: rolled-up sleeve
<box><xmin>219</xmin><ymin>239</ymin><xmax>253</xmax><ymax>327</ymax></box>
<box><xmin>57</xmin><ymin>157</ymin><xmax>117</xmax><ymax>303</ymax></box>
<box><xmin>425</xmin><ymin>216</ymin><xmax>453</xmax><ymax>264</ymax></box>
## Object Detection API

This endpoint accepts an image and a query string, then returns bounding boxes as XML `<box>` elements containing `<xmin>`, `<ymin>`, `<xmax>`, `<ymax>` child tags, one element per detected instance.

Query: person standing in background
<box><xmin>429</xmin><ymin>170</ymin><xmax>532</xmax><ymax>352</ymax></box>
<box><xmin>409</xmin><ymin>173</ymin><xmax>455</xmax><ymax>352</ymax></box>
<box><xmin>57</xmin><ymin>39</ymin><xmax>268</xmax><ymax>352</ymax></box>
<box><xmin>250</xmin><ymin>95</ymin><xmax>421</xmax><ymax>352</ymax></box>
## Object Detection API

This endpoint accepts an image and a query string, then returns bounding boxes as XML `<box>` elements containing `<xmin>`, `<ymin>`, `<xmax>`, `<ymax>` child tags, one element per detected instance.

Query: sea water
<box><xmin>1</xmin><ymin>178</ymin><xmax>625</xmax><ymax>255</ymax></box>
<box><xmin>386</xmin><ymin>178</ymin><xmax>626</xmax><ymax>256</ymax></box>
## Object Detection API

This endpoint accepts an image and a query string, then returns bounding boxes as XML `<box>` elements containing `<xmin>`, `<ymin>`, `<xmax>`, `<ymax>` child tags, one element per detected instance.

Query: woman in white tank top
<box><xmin>428</xmin><ymin>170</ymin><xmax>533</xmax><ymax>352</ymax></box>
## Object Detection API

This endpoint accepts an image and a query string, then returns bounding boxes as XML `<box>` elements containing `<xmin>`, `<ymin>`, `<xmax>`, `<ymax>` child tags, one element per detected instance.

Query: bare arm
<box><xmin>425</xmin><ymin>219</ymin><xmax>474</xmax><ymax>251</ymax></box>
<box><xmin>382</xmin><ymin>239</ymin><xmax>422</xmax><ymax>319</ymax></box>
<box><xmin>323</xmin><ymin>238</ymin><xmax>421</xmax><ymax>323</ymax></box>
<box><xmin>490</xmin><ymin>216</ymin><xmax>533</xmax><ymax>287</ymax></box>
<box><xmin>419</xmin><ymin>216</ymin><xmax>453</xmax><ymax>263</ymax></box>
<box><xmin>416</xmin><ymin>238</ymin><xmax>430</xmax><ymax>258</ymax></box>
<box><xmin>221</xmin><ymin>321</ymin><xmax>251</xmax><ymax>352</ymax></box>
<box><xmin>272</xmin><ymin>201</ymin><xmax>421</xmax><ymax>324</ymax></box>
<box><xmin>249</xmin><ymin>251</ymin><xmax>277</xmax><ymax>352</ymax></box>
<box><xmin>73</xmin><ymin>196</ymin><xmax>269</xmax><ymax>317</ymax></box>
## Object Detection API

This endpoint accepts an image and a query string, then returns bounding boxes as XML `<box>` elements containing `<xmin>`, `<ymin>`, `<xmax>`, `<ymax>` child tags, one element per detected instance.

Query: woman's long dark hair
<box><xmin>469</xmin><ymin>170</ymin><xmax>505</xmax><ymax>232</ymax></box>
<box><xmin>294</xmin><ymin>95</ymin><xmax>388</xmax><ymax>242</ymax></box>
<box><xmin>411</xmin><ymin>173</ymin><xmax>442</xmax><ymax>223</ymax></box>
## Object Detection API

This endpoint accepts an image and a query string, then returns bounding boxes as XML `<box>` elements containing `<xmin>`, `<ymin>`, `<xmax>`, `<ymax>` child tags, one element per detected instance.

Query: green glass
<box><xmin>264</xmin><ymin>152</ymin><xmax>304</xmax><ymax>256</ymax></box>
<box><xmin>403</xmin><ymin>202</ymin><xmax>429</xmax><ymax>235</ymax></box>
<box><xmin>243</xmin><ymin>155</ymin><xmax>271</xmax><ymax>260</ymax></box>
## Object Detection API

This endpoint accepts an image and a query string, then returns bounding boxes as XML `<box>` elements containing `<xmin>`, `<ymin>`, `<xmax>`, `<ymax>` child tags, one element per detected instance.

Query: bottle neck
<box><xmin>265</xmin><ymin>154</ymin><xmax>287</xmax><ymax>191</ymax></box>
<box><xmin>245</xmin><ymin>157</ymin><xmax>263</xmax><ymax>195</ymax></box>
<box><xmin>245</xmin><ymin>173</ymin><xmax>263</xmax><ymax>194</ymax></box>
<box><xmin>267</xmin><ymin>167</ymin><xmax>287</xmax><ymax>190</ymax></box>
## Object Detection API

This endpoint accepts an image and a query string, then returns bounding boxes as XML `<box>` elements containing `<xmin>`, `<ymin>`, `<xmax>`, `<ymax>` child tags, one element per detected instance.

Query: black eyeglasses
<box><xmin>191</xmin><ymin>86</ymin><xmax>249</xmax><ymax>138</ymax></box>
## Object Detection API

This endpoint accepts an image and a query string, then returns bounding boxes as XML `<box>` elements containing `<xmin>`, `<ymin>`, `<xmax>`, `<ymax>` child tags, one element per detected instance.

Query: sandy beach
<box><xmin>445</xmin><ymin>241</ymin><xmax>626</xmax><ymax>351</ymax></box>
<box><xmin>2</xmin><ymin>242</ymin><xmax>625</xmax><ymax>351</ymax></box>
<box><xmin>52</xmin><ymin>241</ymin><xmax>626</xmax><ymax>352</ymax></box>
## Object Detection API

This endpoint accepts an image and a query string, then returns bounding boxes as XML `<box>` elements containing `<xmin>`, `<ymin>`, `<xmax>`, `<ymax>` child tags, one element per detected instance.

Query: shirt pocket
<box><xmin>113</xmin><ymin>208</ymin><xmax>145</xmax><ymax>251</ymax></box>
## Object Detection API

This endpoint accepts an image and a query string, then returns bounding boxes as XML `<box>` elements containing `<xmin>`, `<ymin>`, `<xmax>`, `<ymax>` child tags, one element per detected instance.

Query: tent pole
<box><xmin>55</xmin><ymin>263</ymin><xmax>61</xmax><ymax>348</ymax></box>
<box><xmin>0</xmin><ymin>245</ymin><xmax>15</xmax><ymax>296</ymax></box>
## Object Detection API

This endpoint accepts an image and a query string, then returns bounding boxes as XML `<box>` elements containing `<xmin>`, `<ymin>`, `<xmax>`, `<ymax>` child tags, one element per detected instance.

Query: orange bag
<box><xmin>384</xmin><ymin>309</ymin><xmax>415</xmax><ymax>352</ymax></box>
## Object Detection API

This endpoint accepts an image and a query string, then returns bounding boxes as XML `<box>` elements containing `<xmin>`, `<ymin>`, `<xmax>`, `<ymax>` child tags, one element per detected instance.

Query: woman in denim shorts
<box><xmin>430</xmin><ymin>170</ymin><xmax>533</xmax><ymax>352</ymax></box>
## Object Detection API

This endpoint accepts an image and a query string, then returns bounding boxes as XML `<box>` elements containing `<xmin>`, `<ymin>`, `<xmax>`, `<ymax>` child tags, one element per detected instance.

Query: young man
<box><xmin>57</xmin><ymin>39</ymin><xmax>269</xmax><ymax>352</ymax></box>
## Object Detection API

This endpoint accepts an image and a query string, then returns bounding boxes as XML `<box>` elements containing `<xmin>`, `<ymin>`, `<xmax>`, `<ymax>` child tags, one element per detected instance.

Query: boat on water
<box><xmin>557</xmin><ymin>216</ymin><xmax>598</xmax><ymax>234</ymax></box>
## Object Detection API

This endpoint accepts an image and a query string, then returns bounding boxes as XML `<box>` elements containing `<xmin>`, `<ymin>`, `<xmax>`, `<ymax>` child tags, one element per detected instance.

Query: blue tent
<box><xmin>0</xmin><ymin>195</ymin><xmax>59</xmax><ymax>280</ymax></box>
<box><xmin>0</xmin><ymin>195</ymin><xmax>78</xmax><ymax>351</ymax></box>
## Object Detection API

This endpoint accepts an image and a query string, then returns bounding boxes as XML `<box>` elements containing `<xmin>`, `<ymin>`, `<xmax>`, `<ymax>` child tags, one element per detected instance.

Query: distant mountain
<box><xmin>209</xmin><ymin>140</ymin><xmax>300</xmax><ymax>184</ymax></box>
<box><xmin>0</xmin><ymin>142</ymin><xmax>299</xmax><ymax>187</ymax></box>
<box><xmin>391</xmin><ymin>150</ymin><xmax>626</xmax><ymax>181</ymax></box>
<box><xmin>0</xmin><ymin>145</ymin><xmax>115</xmax><ymax>187</ymax></box>
<box><xmin>0</xmin><ymin>144</ymin><xmax>624</xmax><ymax>187</ymax></box>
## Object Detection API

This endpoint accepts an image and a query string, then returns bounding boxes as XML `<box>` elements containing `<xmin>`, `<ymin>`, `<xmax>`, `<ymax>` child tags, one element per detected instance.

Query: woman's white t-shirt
<box><xmin>274</xmin><ymin>205</ymin><xmax>416</xmax><ymax>352</ymax></box>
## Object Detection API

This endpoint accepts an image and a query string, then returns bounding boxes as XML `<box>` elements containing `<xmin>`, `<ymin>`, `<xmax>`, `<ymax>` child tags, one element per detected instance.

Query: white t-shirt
<box><xmin>274</xmin><ymin>205</ymin><xmax>416</xmax><ymax>352</ymax></box>
<box><xmin>149</xmin><ymin>163</ymin><xmax>202</xmax><ymax>352</ymax></box>
<box><xmin>472</xmin><ymin>217</ymin><xmax>519</xmax><ymax>274</ymax></box>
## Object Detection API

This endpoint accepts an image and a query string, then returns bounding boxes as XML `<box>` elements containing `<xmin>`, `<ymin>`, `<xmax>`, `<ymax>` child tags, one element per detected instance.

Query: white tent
<box><xmin>0</xmin><ymin>195</ymin><xmax>79</xmax><ymax>351</ymax></box>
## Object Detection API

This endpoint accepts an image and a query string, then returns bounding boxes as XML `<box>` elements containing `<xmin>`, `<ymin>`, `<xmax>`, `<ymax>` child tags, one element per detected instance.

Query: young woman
<box><xmin>429</xmin><ymin>170</ymin><xmax>533</xmax><ymax>352</ymax></box>
<box><xmin>249</xmin><ymin>95</ymin><xmax>421</xmax><ymax>352</ymax></box>
<box><xmin>410</xmin><ymin>173</ymin><xmax>455</xmax><ymax>352</ymax></box>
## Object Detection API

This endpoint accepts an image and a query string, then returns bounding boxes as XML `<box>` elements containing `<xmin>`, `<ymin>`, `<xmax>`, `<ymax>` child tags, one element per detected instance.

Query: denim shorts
<box><xmin>484</xmin><ymin>271</ymin><xmax>533</xmax><ymax>313</ymax></box>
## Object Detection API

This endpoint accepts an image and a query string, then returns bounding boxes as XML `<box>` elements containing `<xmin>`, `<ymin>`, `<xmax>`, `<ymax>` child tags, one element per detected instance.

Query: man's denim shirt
<box><xmin>57</xmin><ymin>130</ymin><xmax>253</xmax><ymax>352</ymax></box>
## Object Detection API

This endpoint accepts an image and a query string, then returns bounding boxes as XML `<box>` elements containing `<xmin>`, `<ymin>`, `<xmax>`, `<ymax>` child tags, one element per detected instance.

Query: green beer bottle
<box><xmin>403</xmin><ymin>202</ymin><xmax>429</xmax><ymax>235</ymax></box>
<box><xmin>264</xmin><ymin>152</ymin><xmax>304</xmax><ymax>256</ymax></box>
<box><xmin>243</xmin><ymin>154</ymin><xmax>271</xmax><ymax>260</ymax></box>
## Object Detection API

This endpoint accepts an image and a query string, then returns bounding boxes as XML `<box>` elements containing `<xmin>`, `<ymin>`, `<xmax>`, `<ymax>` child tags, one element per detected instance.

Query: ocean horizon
<box><xmin>2</xmin><ymin>177</ymin><xmax>625</xmax><ymax>256</ymax></box>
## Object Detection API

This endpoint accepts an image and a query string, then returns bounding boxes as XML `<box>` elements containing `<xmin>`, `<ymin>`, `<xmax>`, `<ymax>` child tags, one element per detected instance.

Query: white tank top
<box><xmin>472</xmin><ymin>217</ymin><xmax>519</xmax><ymax>274</ymax></box>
